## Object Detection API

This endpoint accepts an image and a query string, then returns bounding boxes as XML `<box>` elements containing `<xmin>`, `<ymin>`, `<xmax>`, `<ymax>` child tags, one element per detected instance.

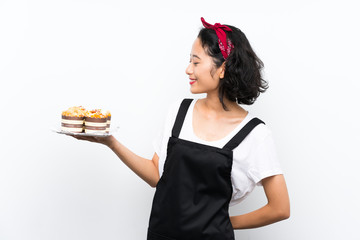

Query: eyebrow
<box><xmin>190</xmin><ymin>54</ymin><xmax>201</xmax><ymax>60</ymax></box>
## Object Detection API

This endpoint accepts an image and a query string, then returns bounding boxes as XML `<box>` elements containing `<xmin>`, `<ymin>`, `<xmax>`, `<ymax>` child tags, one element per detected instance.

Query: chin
<box><xmin>190</xmin><ymin>87</ymin><xmax>210</xmax><ymax>95</ymax></box>
<box><xmin>189</xmin><ymin>86</ymin><xmax>202</xmax><ymax>94</ymax></box>
<box><xmin>190</xmin><ymin>89</ymin><xmax>203</xmax><ymax>94</ymax></box>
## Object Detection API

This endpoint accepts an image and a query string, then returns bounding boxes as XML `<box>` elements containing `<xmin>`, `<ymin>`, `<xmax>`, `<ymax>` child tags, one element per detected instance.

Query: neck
<box><xmin>203</xmin><ymin>92</ymin><xmax>237</xmax><ymax>113</ymax></box>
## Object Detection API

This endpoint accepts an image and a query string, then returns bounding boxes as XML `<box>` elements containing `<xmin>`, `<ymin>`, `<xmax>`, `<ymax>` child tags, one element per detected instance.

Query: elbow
<box><xmin>148</xmin><ymin>180</ymin><xmax>157</xmax><ymax>188</ymax></box>
<box><xmin>278</xmin><ymin>209</ymin><xmax>290</xmax><ymax>221</ymax></box>
<box><xmin>276</xmin><ymin>206</ymin><xmax>290</xmax><ymax>221</ymax></box>
<box><xmin>268</xmin><ymin>203</ymin><xmax>290</xmax><ymax>222</ymax></box>
<box><xmin>149</xmin><ymin>178</ymin><xmax>160</xmax><ymax>188</ymax></box>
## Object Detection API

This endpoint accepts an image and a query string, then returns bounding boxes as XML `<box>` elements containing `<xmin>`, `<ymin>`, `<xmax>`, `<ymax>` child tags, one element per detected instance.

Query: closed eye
<box><xmin>189</xmin><ymin>59</ymin><xmax>199</xmax><ymax>65</ymax></box>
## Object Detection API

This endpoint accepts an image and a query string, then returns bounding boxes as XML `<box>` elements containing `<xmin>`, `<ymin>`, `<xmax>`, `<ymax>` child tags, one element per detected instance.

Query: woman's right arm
<box><xmin>73</xmin><ymin>135</ymin><xmax>160</xmax><ymax>188</ymax></box>
<box><xmin>107</xmin><ymin>136</ymin><xmax>160</xmax><ymax>188</ymax></box>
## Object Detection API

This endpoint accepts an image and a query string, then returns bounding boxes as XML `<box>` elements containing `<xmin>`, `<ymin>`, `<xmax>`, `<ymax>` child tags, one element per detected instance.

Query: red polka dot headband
<box><xmin>201</xmin><ymin>17</ymin><xmax>234</xmax><ymax>60</ymax></box>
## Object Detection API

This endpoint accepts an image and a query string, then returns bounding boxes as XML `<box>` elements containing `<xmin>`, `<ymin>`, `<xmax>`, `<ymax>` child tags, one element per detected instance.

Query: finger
<box><xmin>72</xmin><ymin>135</ymin><xmax>91</xmax><ymax>141</ymax></box>
<box><xmin>71</xmin><ymin>135</ymin><xmax>84</xmax><ymax>140</ymax></box>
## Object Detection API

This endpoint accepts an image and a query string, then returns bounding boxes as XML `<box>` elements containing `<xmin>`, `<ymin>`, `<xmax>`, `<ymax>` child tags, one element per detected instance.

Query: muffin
<box><xmin>61</xmin><ymin>106</ymin><xmax>86</xmax><ymax>133</ymax></box>
<box><xmin>84</xmin><ymin>109</ymin><xmax>107</xmax><ymax>133</ymax></box>
<box><xmin>104</xmin><ymin>110</ymin><xmax>111</xmax><ymax>133</ymax></box>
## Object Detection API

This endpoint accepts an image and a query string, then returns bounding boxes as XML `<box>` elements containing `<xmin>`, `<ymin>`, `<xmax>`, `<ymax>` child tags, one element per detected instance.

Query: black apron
<box><xmin>147</xmin><ymin>98</ymin><xmax>264</xmax><ymax>240</ymax></box>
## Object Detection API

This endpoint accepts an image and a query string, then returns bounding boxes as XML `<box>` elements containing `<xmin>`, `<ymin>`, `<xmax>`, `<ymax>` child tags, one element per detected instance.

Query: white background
<box><xmin>1</xmin><ymin>0</ymin><xmax>359</xmax><ymax>239</ymax></box>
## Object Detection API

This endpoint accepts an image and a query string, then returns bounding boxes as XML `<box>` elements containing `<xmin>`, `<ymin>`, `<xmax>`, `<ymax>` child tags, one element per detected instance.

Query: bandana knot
<box><xmin>201</xmin><ymin>17</ymin><xmax>234</xmax><ymax>60</ymax></box>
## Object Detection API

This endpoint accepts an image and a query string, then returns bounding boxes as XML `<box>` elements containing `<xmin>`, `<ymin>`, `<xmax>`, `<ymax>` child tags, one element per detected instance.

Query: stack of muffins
<box><xmin>61</xmin><ymin>106</ymin><xmax>111</xmax><ymax>133</ymax></box>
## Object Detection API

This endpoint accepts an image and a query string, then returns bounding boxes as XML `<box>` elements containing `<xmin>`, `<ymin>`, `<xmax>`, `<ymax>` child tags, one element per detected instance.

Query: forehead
<box><xmin>191</xmin><ymin>38</ymin><xmax>206</xmax><ymax>57</ymax></box>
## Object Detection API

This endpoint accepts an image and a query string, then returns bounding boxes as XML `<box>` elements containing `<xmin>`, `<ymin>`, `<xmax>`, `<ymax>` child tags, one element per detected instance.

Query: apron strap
<box><xmin>222</xmin><ymin>117</ymin><xmax>265</xmax><ymax>151</ymax></box>
<box><xmin>171</xmin><ymin>98</ymin><xmax>194</xmax><ymax>138</ymax></box>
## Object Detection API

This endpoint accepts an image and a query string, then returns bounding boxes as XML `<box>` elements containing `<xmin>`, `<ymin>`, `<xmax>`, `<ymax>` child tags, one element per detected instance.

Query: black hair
<box><xmin>198</xmin><ymin>25</ymin><xmax>268</xmax><ymax>110</ymax></box>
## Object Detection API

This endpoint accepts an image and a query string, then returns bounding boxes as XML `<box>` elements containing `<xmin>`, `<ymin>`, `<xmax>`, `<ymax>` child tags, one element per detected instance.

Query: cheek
<box><xmin>195</xmin><ymin>64</ymin><xmax>213</xmax><ymax>78</ymax></box>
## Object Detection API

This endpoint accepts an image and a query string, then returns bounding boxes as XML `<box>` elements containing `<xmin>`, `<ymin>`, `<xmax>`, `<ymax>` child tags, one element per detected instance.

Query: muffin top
<box><xmin>85</xmin><ymin>109</ymin><xmax>107</xmax><ymax>119</ymax></box>
<box><xmin>103</xmin><ymin>110</ymin><xmax>111</xmax><ymax>117</ymax></box>
<box><xmin>62</xmin><ymin>106</ymin><xmax>86</xmax><ymax>117</ymax></box>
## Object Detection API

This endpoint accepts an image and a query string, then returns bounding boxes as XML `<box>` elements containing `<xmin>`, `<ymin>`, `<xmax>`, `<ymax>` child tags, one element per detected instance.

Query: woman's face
<box><xmin>185</xmin><ymin>38</ymin><xmax>224</xmax><ymax>95</ymax></box>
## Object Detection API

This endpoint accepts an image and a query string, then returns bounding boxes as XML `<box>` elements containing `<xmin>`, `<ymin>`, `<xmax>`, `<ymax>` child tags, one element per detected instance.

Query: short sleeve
<box><xmin>152</xmin><ymin>99</ymin><xmax>183</xmax><ymax>176</ymax></box>
<box><xmin>247</xmin><ymin>131</ymin><xmax>283</xmax><ymax>186</ymax></box>
<box><xmin>151</xmin><ymin>108</ymin><xmax>171</xmax><ymax>159</ymax></box>
<box><xmin>152</xmin><ymin>131</ymin><xmax>163</xmax><ymax>158</ymax></box>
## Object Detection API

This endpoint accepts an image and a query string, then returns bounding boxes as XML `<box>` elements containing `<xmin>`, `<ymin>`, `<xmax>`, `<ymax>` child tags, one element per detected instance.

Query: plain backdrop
<box><xmin>1</xmin><ymin>0</ymin><xmax>359</xmax><ymax>239</ymax></box>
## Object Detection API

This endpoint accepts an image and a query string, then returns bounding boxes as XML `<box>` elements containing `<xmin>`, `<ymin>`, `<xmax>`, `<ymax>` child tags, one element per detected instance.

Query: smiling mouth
<box><xmin>189</xmin><ymin>80</ymin><xmax>196</xmax><ymax>85</ymax></box>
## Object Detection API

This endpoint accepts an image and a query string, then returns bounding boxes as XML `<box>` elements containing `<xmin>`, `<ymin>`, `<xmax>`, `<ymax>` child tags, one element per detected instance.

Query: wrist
<box><xmin>104</xmin><ymin>135</ymin><xmax>117</xmax><ymax>148</ymax></box>
<box><xmin>230</xmin><ymin>216</ymin><xmax>238</xmax><ymax>229</ymax></box>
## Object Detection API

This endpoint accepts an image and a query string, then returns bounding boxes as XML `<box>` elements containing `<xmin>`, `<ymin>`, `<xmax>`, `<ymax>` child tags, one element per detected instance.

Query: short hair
<box><xmin>198</xmin><ymin>25</ymin><xmax>268</xmax><ymax>110</ymax></box>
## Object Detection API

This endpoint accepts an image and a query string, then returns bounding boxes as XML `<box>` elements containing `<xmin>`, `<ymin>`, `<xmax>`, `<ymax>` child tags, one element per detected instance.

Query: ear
<box><xmin>219</xmin><ymin>62</ymin><xmax>226</xmax><ymax>79</ymax></box>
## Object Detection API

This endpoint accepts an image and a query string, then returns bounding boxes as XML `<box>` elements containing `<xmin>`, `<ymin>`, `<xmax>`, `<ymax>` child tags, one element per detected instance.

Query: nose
<box><xmin>185</xmin><ymin>63</ymin><xmax>193</xmax><ymax>76</ymax></box>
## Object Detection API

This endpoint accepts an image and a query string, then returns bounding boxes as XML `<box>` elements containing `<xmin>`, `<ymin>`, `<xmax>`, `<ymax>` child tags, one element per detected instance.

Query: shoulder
<box><xmin>241</xmin><ymin>113</ymin><xmax>274</xmax><ymax>148</ymax></box>
<box><xmin>232</xmin><ymin>113</ymin><xmax>281</xmax><ymax>173</ymax></box>
<box><xmin>167</xmin><ymin>98</ymin><xmax>185</xmax><ymax>115</ymax></box>
<box><xmin>163</xmin><ymin>98</ymin><xmax>191</xmax><ymax>124</ymax></box>
<box><xmin>167</xmin><ymin>98</ymin><xmax>198</xmax><ymax>115</ymax></box>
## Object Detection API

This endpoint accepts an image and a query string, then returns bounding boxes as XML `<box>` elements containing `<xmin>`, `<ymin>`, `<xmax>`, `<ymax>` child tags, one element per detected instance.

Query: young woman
<box><xmin>73</xmin><ymin>17</ymin><xmax>290</xmax><ymax>240</ymax></box>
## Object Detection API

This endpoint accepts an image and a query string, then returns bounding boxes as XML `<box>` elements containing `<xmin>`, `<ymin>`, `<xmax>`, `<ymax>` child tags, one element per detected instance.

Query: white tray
<box><xmin>52</xmin><ymin>126</ymin><xmax>119</xmax><ymax>137</ymax></box>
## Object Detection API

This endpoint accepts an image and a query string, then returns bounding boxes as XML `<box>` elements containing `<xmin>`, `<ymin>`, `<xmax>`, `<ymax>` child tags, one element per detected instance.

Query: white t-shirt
<box><xmin>152</xmin><ymin>98</ymin><xmax>283</xmax><ymax>206</ymax></box>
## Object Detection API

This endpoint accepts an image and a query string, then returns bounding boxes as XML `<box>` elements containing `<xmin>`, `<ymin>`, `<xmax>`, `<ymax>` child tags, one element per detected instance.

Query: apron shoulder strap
<box><xmin>171</xmin><ymin>98</ymin><xmax>193</xmax><ymax>138</ymax></box>
<box><xmin>223</xmin><ymin>117</ymin><xmax>265</xmax><ymax>151</ymax></box>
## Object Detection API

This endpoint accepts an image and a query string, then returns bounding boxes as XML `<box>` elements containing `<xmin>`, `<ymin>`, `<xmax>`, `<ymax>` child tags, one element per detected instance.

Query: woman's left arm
<box><xmin>230</xmin><ymin>174</ymin><xmax>290</xmax><ymax>229</ymax></box>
